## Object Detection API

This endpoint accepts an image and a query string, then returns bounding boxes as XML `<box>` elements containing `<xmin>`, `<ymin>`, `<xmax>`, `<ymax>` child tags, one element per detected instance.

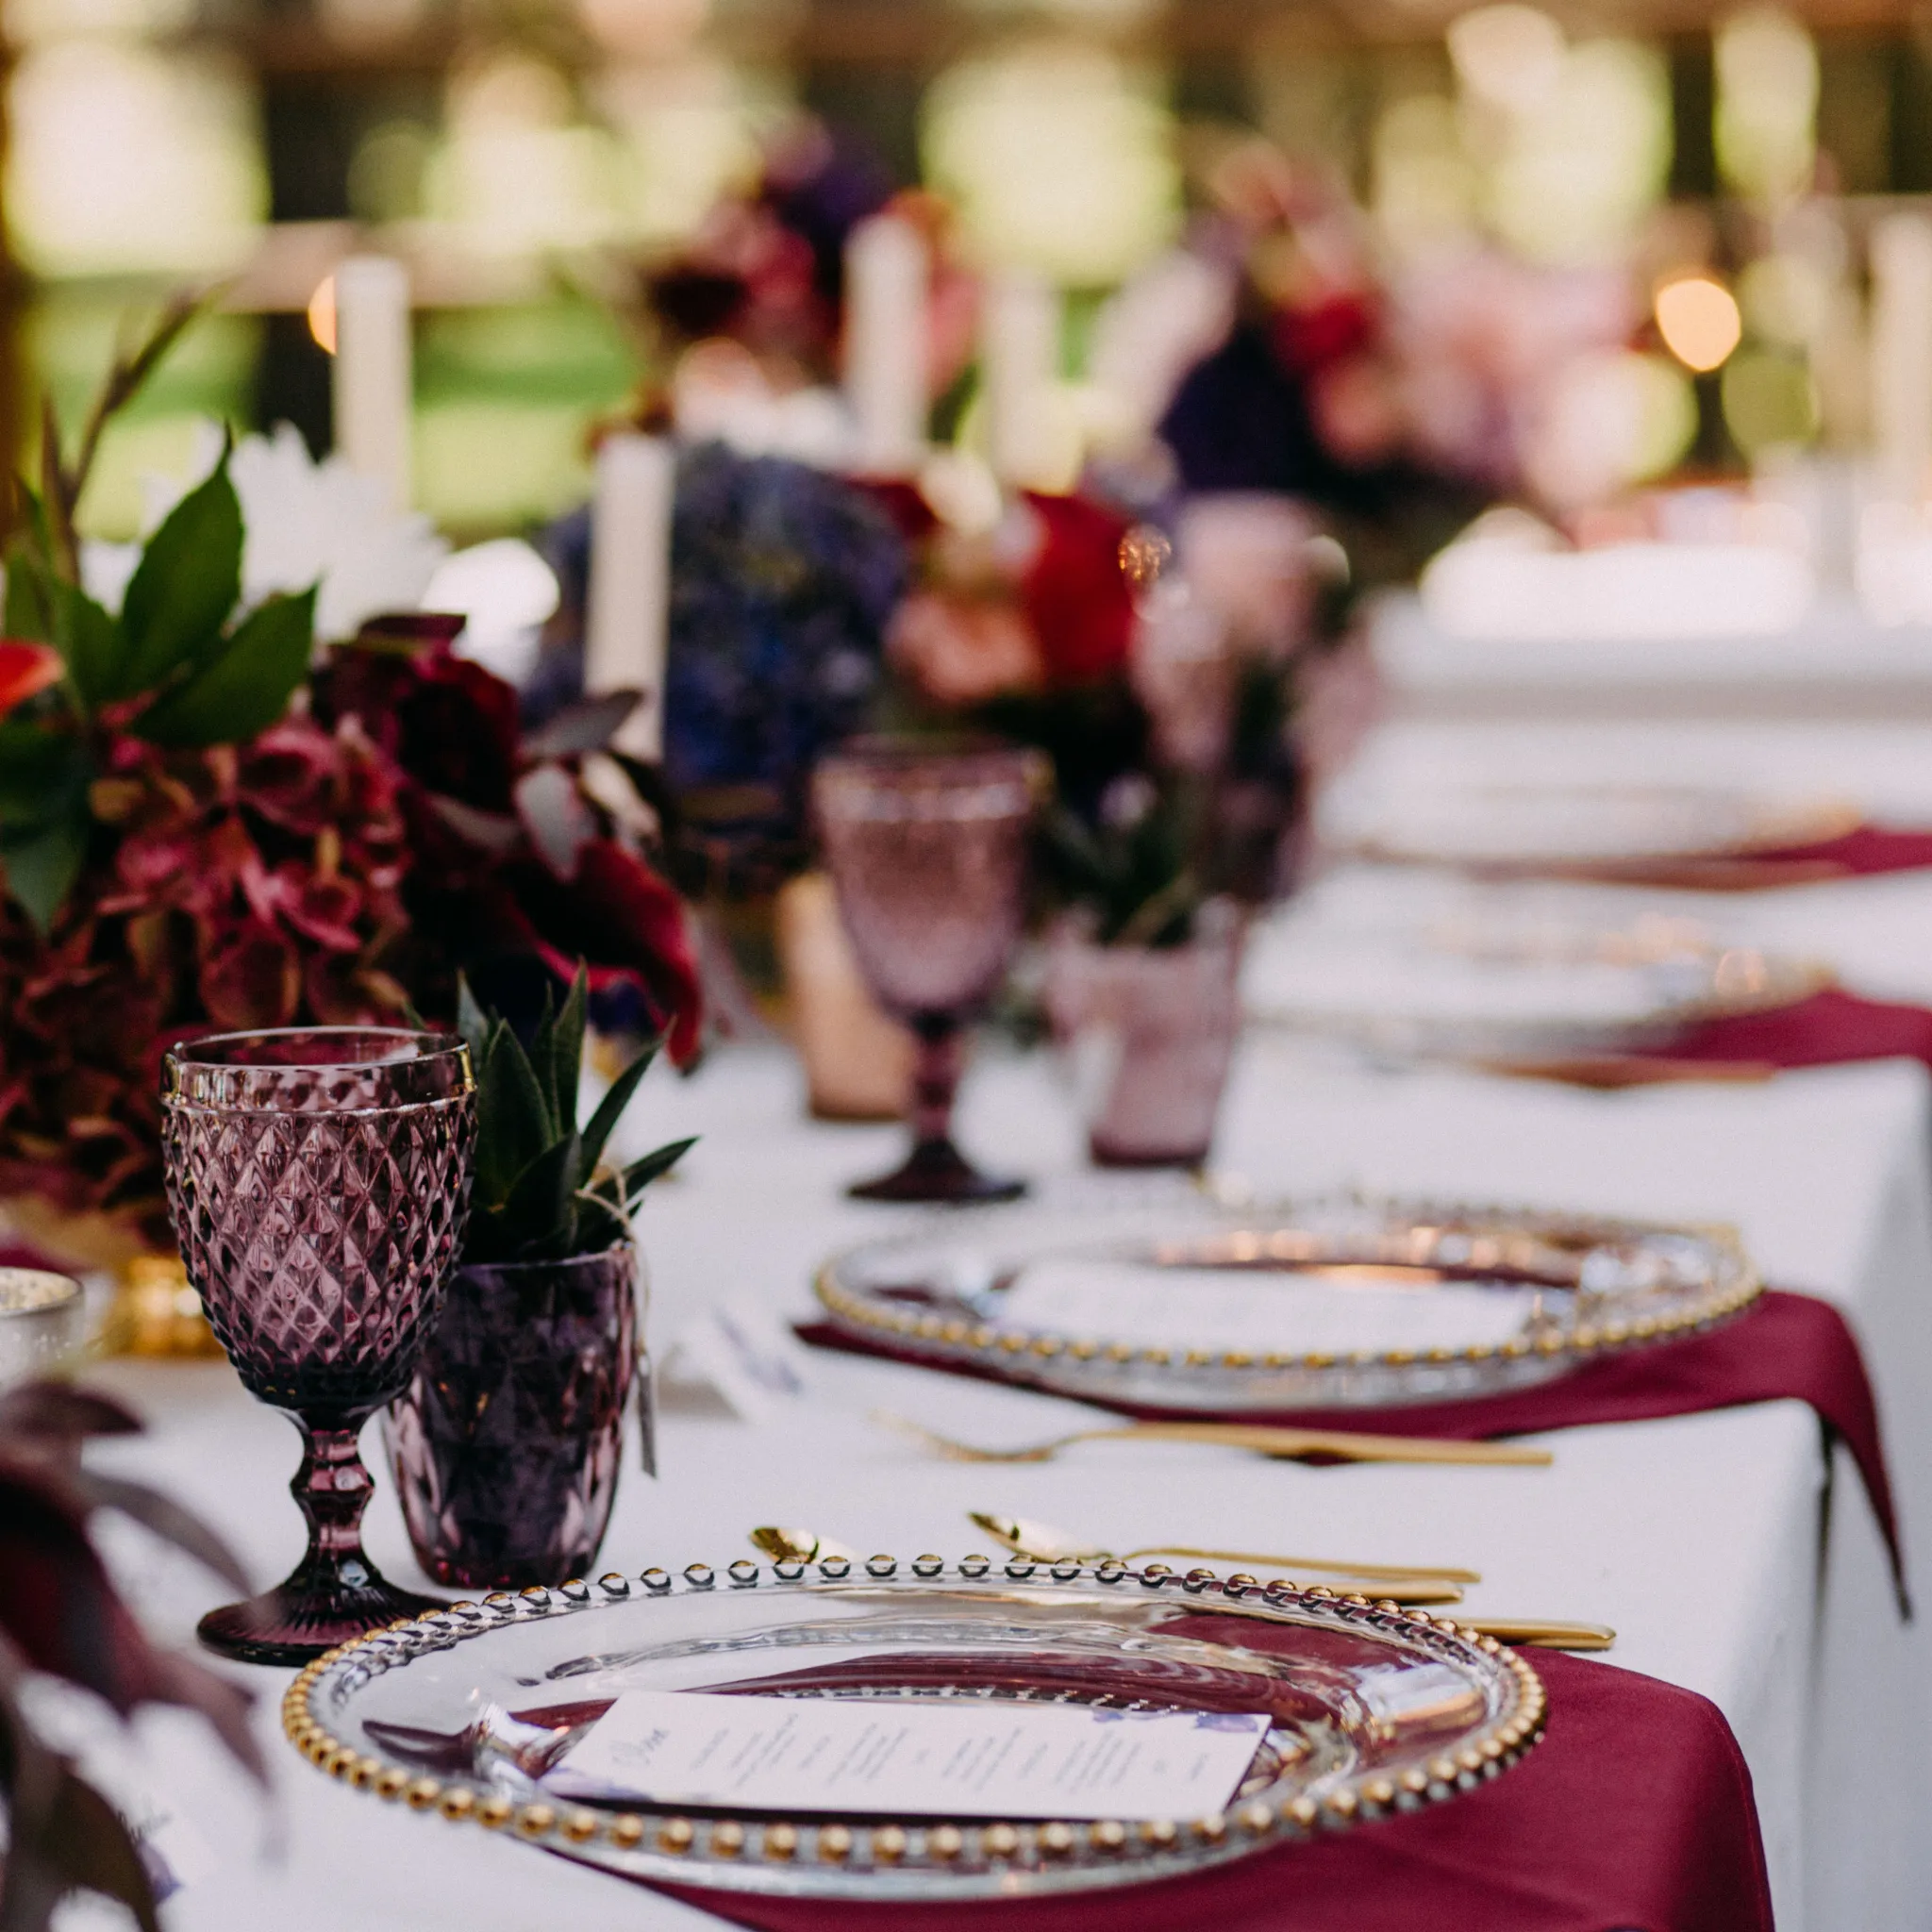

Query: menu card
<box><xmin>998</xmin><ymin>1258</ymin><xmax>1540</xmax><ymax>1357</ymax></box>
<box><xmin>558</xmin><ymin>1690</ymin><xmax>1269</xmax><ymax>1821</ymax></box>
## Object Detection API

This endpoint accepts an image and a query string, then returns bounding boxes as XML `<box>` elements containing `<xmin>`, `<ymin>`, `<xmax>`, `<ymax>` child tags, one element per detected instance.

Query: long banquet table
<box><xmin>76</xmin><ymin>716</ymin><xmax>1932</xmax><ymax>1932</ymax></box>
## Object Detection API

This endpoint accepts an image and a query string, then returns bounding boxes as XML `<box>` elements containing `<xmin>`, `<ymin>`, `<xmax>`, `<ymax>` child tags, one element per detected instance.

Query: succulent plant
<box><xmin>458</xmin><ymin>966</ymin><xmax>692</xmax><ymax>1266</ymax></box>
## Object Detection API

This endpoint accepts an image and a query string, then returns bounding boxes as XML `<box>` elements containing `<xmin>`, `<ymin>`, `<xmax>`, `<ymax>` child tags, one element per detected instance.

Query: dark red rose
<box><xmin>197</xmin><ymin>917</ymin><xmax>300</xmax><ymax>1031</ymax></box>
<box><xmin>1019</xmin><ymin>491</ymin><xmax>1137</xmax><ymax>687</ymax></box>
<box><xmin>1271</xmin><ymin>291</ymin><xmax>1378</xmax><ymax>376</ymax></box>
<box><xmin>511</xmin><ymin>838</ymin><xmax>704</xmax><ymax>1065</ymax></box>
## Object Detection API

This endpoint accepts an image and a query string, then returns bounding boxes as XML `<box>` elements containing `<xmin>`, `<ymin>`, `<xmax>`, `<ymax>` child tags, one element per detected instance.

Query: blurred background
<box><xmin>8</xmin><ymin>0</ymin><xmax>1928</xmax><ymax>572</ymax></box>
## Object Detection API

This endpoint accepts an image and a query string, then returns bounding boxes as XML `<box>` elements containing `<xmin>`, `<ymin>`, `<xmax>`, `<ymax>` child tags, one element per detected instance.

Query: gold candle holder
<box><xmin>102</xmin><ymin>1254</ymin><xmax>223</xmax><ymax>1358</ymax></box>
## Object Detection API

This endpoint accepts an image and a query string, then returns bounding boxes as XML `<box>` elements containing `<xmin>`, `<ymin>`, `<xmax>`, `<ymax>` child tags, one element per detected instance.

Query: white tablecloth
<box><xmin>1376</xmin><ymin>591</ymin><xmax>1932</xmax><ymax>721</ymax></box>
<box><xmin>68</xmin><ymin>717</ymin><xmax>1932</xmax><ymax>1932</ymax></box>
<box><xmin>77</xmin><ymin>1036</ymin><xmax>1932</xmax><ymax>1932</ymax></box>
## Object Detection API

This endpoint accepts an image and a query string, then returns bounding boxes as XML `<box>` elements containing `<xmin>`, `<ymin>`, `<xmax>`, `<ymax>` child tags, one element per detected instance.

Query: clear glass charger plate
<box><xmin>1335</xmin><ymin>781</ymin><xmax>1857</xmax><ymax>870</ymax></box>
<box><xmin>285</xmin><ymin>1558</ymin><xmax>1544</xmax><ymax>1901</ymax></box>
<box><xmin>812</xmin><ymin>1190</ymin><xmax>1762</xmax><ymax>1410</ymax></box>
<box><xmin>1240</xmin><ymin>916</ymin><xmax>1826</xmax><ymax>1064</ymax></box>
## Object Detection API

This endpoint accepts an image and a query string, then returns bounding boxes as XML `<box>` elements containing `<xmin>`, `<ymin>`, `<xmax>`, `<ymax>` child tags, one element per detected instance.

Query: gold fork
<box><xmin>872</xmin><ymin>1410</ymin><xmax>1552</xmax><ymax>1469</ymax></box>
<box><xmin>970</xmin><ymin>1511</ymin><xmax>1480</xmax><ymax>1586</ymax></box>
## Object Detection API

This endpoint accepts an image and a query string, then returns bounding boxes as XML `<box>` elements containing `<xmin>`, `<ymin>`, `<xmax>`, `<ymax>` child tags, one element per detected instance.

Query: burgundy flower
<box><xmin>197</xmin><ymin>917</ymin><xmax>300</xmax><ymax>1031</ymax></box>
<box><xmin>1019</xmin><ymin>491</ymin><xmax>1137</xmax><ymax>687</ymax></box>
<box><xmin>1271</xmin><ymin>291</ymin><xmax>1378</xmax><ymax>376</ymax></box>
<box><xmin>236</xmin><ymin>724</ymin><xmax>341</xmax><ymax>836</ymax></box>
<box><xmin>513</xmin><ymin>838</ymin><xmax>705</xmax><ymax>1065</ymax></box>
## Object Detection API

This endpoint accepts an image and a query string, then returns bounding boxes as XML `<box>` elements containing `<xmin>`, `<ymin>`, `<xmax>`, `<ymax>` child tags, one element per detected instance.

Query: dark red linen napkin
<box><xmin>1514</xmin><ymin>822</ymin><xmax>1932</xmax><ymax>891</ymax></box>
<box><xmin>1660</xmin><ymin>986</ymin><xmax>1932</xmax><ymax>1075</ymax></box>
<box><xmin>799</xmin><ymin>1288</ymin><xmax>1905</xmax><ymax>1612</ymax></box>
<box><xmin>653</xmin><ymin>1647</ymin><xmax>1773</xmax><ymax>1932</ymax></box>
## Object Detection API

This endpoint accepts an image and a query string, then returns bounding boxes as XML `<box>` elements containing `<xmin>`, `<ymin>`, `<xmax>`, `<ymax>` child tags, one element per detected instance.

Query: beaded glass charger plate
<box><xmin>1241</xmin><ymin>914</ymin><xmax>1823</xmax><ymax>1064</ymax></box>
<box><xmin>285</xmin><ymin>1559</ymin><xmax>1544</xmax><ymax>1901</ymax></box>
<box><xmin>1335</xmin><ymin>782</ymin><xmax>1856</xmax><ymax>872</ymax></box>
<box><xmin>813</xmin><ymin>1191</ymin><xmax>1761</xmax><ymax>1410</ymax></box>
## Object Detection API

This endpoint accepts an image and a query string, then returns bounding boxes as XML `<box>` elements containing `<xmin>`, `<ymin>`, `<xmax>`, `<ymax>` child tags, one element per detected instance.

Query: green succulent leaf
<box><xmin>533</xmin><ymin>970</ymin><xmax>589</xmax><ymax>1137</ymax></box>
<box><xmin>473</xmin><ymin>1021</ymin><xmax>556</xmax><ymax>1210</ymax></box>
<box><xmin>494</xmin><ymin>1132</ymin><xmax>585</xmax><ymax>1259</ymax></box>
<box><xmin>3</xmin><ymin>546</ymin><xmax>57</xmax><ymax>647</ymax></box>
<box><xmin>134</xmin><ymin>586</ymin><xmax>315</xmax><ymax>748</ymax></box>
<box><xmin>593</xmin><ymin>1136</ymin><xmax>696</xmax><ymax>1212</ymax></box>
<box><xmin>115</xmin><ymin>451</ymin><xmax>243</xmax><ymax>697</ymax></box>
<box><xmin>0</xmin><ymin>720</ymin><xmax>85</xmax><ymax>825</ymax></box>
<box><xmin>579</xmin><ymin>1037</ymin><xmax>658</xmax><ymax>1179</ymax></box>
<box><xmin>456</xmin><ymin>975</ymin><xmax>491</xmax><ymax>1060</ymax></box>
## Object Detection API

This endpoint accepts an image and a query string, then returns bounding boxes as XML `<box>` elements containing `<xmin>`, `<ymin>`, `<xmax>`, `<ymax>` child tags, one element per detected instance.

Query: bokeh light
<box><xmin>922</xmin><ymin>42</ymin><xmax>1179</xmax><ymax>285</ymax></box>
<box><xmin>1715</xmin><ymin>8</ymin><xmax>1817</xmax><ymax>203</ymax></box>
<box><xmin>1655</xmin><ymin>275</ymin><xmax>1743</xmax><ymax>373</ymax></box>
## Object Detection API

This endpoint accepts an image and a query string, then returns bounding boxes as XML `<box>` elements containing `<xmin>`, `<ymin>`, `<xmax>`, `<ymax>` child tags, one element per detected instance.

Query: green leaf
<box><xmin>456</xmin><ymin>974</ymin><xmax>490</xmax><ymax>1059</ymax></box>
<box><xmin>0</xmin><ymin>798</ymin><xmax>89</xmax><ymax>932</ymax></box>
<box><xmin>593</xmin><ymin>1136</ymin><xmax>696</xmax><ymax>1212</ymax></box>
<box><xmin>134</xmin><ymin>586</ymin><xmax>315</xmax><ymax>748</ymax></box>
<box><xmin>493</xmin><ymin>1132</ymin><xmax>583</xmax><ymax>1259</ymax></box>
<box><xmin>579</xmin><ymin>1038</ymin><xmax>658</xmax><ymax>1178</ymax></box>
<box><xmin>535</xmin><ymin>968</ymin><xmax>588</xmax><ymax>1136</ymax></box>
<box><xmin>47</xmin><ymin>578</ymin><xmax>122</xmax><ymax>714</ymax></box>
<box><xmin>0</xmin><ymin>721</ymin><xmax>85</xmax><ymax>825</ymax></box>
<box><xmin>114</xmin><ymin>453</ymin><xmax>242</xmax><ymax>696</ymax></box>
<box><xmin>3</xmin><ymin>545</ymin><xmax>56</xmax><ymax>645</ymax></box>
<box><xmin>474</xmin><ymin>1023</ymin><xmax>555</xmax><ymax>1210</ymax></box>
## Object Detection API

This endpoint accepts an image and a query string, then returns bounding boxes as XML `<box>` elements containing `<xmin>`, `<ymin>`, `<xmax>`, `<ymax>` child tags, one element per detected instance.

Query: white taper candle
<box><xmin>331</xmin><ymin>255</ymin><xmax>413</xmax><ymax>510</ymax></box>
<box><xmin>584</xmin><ymin>432</ymin><xmax>675</xmax><ymax>762</ymax></box>
<box><xmin>843</xmin><ymin>213</ymin><xmax>930</xmax><ymax>476</ymax></box>
<box><xmin>1871</xmin><ymin>214</ymin><xmax>1932</xmax><ymax>504</ymax></box>
<box><xmin>981</xmin><ymin>270</ymin><xmax>1060</xmax><ymax>491</ymax></box>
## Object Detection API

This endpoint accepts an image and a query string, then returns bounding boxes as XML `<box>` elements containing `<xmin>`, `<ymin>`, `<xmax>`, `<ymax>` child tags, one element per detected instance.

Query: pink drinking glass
<box><xmin>813</xmin><ymin>741</ymin><xmax>1041</xmax><ymax>1203</ymax></box>
<box><xmin>162</xmin><ymin>1028</ymin><xmax>475</xmax><ymax>1664</ymax></box>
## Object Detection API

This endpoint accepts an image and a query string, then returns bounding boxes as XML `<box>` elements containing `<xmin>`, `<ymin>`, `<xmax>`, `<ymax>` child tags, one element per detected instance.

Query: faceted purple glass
<box><xmin>162</xmin><ymin>1028</ymin><xmax>475</xmax><ymax>1665</ymax></box>
<box><xmin>1044</xmin><ymin>912</ymin><xmax>1244</xmax><ymax>1169</ymax></box>
<box><xmin>384</xmin><ymin>1244</ymin><xmax>640</xmax><ymax>1591</ymax></box>
<box><xmin>813</xmin><ymin>741</ymin><xmax>1041</xmax><ymax>1203</ymax></box>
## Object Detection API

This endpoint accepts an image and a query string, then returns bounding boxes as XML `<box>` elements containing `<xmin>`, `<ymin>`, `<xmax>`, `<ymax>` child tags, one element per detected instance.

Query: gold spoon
<box><xmin>971</xmin><ymin>1511</ymin><xmax>1480</xmax><ymax>1586</ymax></box>
<box><xmin>872</xmin><ymin>1409</ymin><xmax>1552</xmax><ymax>1469</ymax></box>
<box><xmin>749</xmin><ymin>1524</ymin><xmax>859</xmax><ymax>1564</ymax></box>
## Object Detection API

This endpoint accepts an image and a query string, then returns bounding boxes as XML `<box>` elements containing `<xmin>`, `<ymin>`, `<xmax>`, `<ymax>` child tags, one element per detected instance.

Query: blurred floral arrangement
<box><xmin>541</xmin><ymin>441</ymin><xmax>908</xmax><ymax>905</ymax></box>
<box><xmin>622</xmin><ymin>119</ymin><xmax>976</xmax><ymax>466</ymax></box>
<box><xmin>0</xmin><ymin>307</ymin><xmax>701</xmax><ymax>1258</ymax></box>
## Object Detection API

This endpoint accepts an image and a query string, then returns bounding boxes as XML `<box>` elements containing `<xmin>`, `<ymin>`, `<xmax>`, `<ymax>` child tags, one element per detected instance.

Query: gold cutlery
<box><xmin>748</xmin><ymin>1526</ymin><xmax>1609</xmax><ymax>1650</ymax></box>
<box><xmin>749</xmin><ymin>1524</ymin><xmax>858</xmax><ymax>1564</ymax></box>
<box><xmin>970</xmin><ymin>1511</ymin><xmax>1480</xmax><ymax>1586</ymax></box>
<box><xmin>872</xmin><ymin>1409</ymin><xmax>1552</xmax><ymax>1469</ymax></box>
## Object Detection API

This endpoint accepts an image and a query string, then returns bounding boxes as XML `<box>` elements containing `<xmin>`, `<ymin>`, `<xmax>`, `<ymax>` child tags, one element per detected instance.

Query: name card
<box><xmin>559</xmin><ymin>1688</ymin><xmax>1267</xmax><ymax>1821</ymax></box>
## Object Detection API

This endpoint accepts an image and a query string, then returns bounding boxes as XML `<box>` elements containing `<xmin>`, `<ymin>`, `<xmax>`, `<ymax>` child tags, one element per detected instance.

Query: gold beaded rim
<box><xmin>814</xmin><ymin>1196</ymin><xmax>1761</xmax><ymax>1383</ymax></box>
<box><xmin>282</xmin><ymin>1558</ymin><xmax>1547</xmax><ymax>1890</ymax></box>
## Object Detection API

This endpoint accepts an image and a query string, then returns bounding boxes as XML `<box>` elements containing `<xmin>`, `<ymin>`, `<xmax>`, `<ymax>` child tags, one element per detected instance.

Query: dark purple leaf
<box><xmin>69</xmin><ymin>1472</ymin><xmax>252</xmax><ymax>1595</ymax></box>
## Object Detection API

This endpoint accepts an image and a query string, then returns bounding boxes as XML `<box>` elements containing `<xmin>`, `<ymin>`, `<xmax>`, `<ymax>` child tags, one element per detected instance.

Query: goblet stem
<box><xmin>196</xmin><ymin>1411</ymin><xmax>441</xmax><ymax>1666</ymax></box>
<box><xmin>847</xmin><ymin>1015</ymin><xmax>1025</xmax><ymax>1205</ymax></box>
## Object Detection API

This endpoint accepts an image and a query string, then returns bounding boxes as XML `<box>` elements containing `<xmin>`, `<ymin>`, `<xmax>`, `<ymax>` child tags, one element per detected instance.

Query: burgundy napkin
<box><xmin>1516</xmin><ymin>822</ymin><xmax>1932</xmax><ymax>891</ymax></box>
<box><xmin>1658</xmin><ymin>986</ymin><xmax>1932</xmax><ymax>1076</ymax></box>
<box><xmin>653</xmin><ymin>1646</ymin><xmax>1772</xmax><ymax>1932</ymax></box>
<box><xmin>799</xmin><ymin>1288</ymin><xmax>1905</xmax><ymax>1612</ymax></box>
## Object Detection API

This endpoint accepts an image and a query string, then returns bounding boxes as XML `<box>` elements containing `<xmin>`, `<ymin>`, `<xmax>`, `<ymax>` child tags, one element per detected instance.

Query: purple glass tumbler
<box><xmin>813</xmin><ymin>740</ymin><xmax>1042</xmax><ymax>1203</ymax></box>
<box><xmin>383</xmin><ymin>1243</ymin><xmax>641</xmax><ymax>1591</ymax></box>
<box><xmin>162</xmin><ymin>1028</ymin><xmax>475</xmax><ymax>1664</ymax></box>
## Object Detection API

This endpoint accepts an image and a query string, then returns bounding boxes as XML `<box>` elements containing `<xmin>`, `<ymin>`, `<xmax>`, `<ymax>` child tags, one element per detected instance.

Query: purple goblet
<box><xmin>813</xmin><ymin>740</ymin><xmax>1041</xmax><ymax>1203</ymax></box>
<box><xmin>162</xmin><ymin>1028</ymin><xmax>475</xmax><ymax>1664</ymax></box>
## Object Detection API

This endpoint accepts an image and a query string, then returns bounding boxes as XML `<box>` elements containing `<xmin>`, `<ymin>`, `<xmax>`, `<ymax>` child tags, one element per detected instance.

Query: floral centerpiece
<box><xmin>0</xmin><ymin>311</ymin><xmax>701</xmax><ymax>1264</ymax></box>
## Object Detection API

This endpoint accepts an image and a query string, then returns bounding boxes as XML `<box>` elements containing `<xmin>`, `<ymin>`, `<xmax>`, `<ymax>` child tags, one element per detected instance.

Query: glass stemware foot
<box><xmin>197</xmin><ymin>1416</ymin><xmax>441</xmax><ymax>1666</ymax></box>
<box><xmin>847</xmin><ymin>1016</ymin><xmax>1024</xmax><ymax>1203</ymax></box>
